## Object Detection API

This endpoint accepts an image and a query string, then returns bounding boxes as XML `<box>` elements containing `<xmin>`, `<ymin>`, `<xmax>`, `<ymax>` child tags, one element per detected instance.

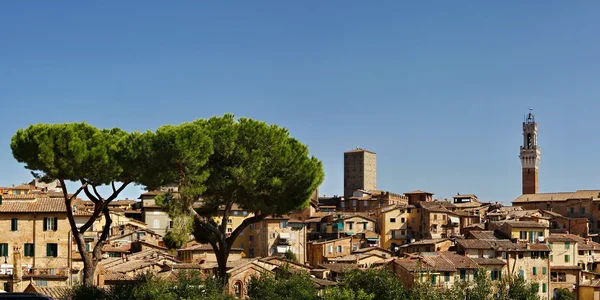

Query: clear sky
<box><xmin>2</xmin><ymin>1</ymin><xmax>600</xmax><ymax>204</ymax></box>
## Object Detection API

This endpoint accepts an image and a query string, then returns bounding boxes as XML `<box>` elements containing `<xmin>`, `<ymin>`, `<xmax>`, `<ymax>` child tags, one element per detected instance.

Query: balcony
<box><xmin>23</xmin><ymin>268</ymin><xmax>69</xmax><ymax>278</ymax></box>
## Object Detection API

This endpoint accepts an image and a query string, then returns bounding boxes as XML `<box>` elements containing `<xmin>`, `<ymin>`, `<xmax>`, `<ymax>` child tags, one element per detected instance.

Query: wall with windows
<box><xmin>548</xmin><ymin>241</ymin><xmax>579</xmax><ymax>267</ymax></box>
<box><xmin>0</xmin><ymin>212</ymin><xmax>70</xmax><ymax>269</ymax></box>
<box><xmin>307</xmin><ymin>237</ymin><xmax>352</xmax><ymax>266</ymax></box>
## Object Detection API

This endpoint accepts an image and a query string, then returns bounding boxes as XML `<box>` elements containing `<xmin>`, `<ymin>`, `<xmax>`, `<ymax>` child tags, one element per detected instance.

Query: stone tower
<box><xmin>344</xmin><ymin>148</ymin><xmax>377</xmax><ymax>198</ymax></box>
<box><xmin>519</xmin><ymin>109</ymin><xmax>541</xmax><ymax>194</ymax></box>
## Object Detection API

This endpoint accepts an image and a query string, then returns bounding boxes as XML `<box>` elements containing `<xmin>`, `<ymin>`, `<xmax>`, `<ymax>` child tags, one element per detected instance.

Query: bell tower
<box><xmin>519</xmin><ymin>109</ymin><xmax>541</xmax><ymax>194</ymax></box>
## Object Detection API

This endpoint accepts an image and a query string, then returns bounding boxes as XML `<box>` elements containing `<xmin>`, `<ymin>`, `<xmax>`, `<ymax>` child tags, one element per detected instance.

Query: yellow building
<box><xmin>0</xmin><ymin>195</ymin><xmax>72</xmax><ymax>292</ymax></box>
<box><xmin>495</xmin><ymin>220</ymin><xmax>549</xmax><ymax>242</ymax></box>
<box><xmin>378</xmin><ymin>205</ymin><xmax>420</xmax><ymax>251</ymax></box>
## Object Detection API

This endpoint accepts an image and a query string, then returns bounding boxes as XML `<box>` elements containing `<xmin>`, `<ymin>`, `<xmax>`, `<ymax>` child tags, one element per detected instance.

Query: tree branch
<box><xmin>111</xmin><ymin>182</ymin><xmax>117</xmax><ymax>194</ymax></box>
<box><xmin>91</xmin><ymin>185</ymin><xmax>103</xmax><ymax>201</ymax></box>
<box><xmin>226</xmin><ymin>212</ymin><xmax>269</xmax><ymax>250</ymax></box>
<box><xmin>79</xmin><ymin>186</ymin><xmax>104</xmax><ymax>234</ymax></box>
<box><xmin>219</xmin><ymin>201</ymin><xmax>234</xmax><ymax>234</ymax></box>
<box><xmin>189</xmin><ymin>206</ymin><xmax>223</xmax><ymax>238</ymax></box>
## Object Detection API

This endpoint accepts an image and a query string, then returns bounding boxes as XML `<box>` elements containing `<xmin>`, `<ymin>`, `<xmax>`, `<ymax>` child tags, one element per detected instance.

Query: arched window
<box><xmin>234</xmin><ymin>281</ymin><xmax>243</xmax><ymax>298</ymax></box>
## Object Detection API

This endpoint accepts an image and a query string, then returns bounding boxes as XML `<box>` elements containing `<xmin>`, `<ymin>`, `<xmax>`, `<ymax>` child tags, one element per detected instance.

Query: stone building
<box><xmin>0</xmin><ymin>195</ymin><xmax>72</xmax><ymax>292</ymax></box>
<box><xmin>343</xmin><ymin>148</ymin><xmax>376</xmax><ymax>198</ymax></box>
<box><xmin>307</xmin><ymin>237</ymin><xmax>353</xmax><ymax>266</ymax></box>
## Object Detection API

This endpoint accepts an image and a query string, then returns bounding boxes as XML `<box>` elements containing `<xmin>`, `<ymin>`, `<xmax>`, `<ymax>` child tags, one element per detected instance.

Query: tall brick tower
<box><xmin>344</xmin><ymin>148</ymin><xmax>377</xmax><ymax>198</ymax></box>
<box><xmin>519</xmin><ymin>109</ymin><xmax>541</xmax><ymax>194</ymax></box>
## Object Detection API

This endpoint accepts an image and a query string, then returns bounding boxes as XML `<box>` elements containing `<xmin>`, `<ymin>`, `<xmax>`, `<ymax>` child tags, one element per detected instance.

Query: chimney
<box><xmin>11</xmin><ymin>247</ymin><xmax>23</xmax><ymax>292</ymax></box>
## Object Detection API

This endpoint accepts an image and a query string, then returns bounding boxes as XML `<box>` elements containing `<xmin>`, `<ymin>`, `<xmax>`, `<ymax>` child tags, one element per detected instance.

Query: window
<box><xmin>542</xmin><ymin>283</ymin><xmax>547</xmax><ymax>293</ymax></box>
<box><xmin>550</xmin><ymin>255</ymin><xmax>553</xmax><ymax>262</ymax></box>
<box><xmin>581</xmin><ymin>207</ymin><xmax>586</xmax><ymax>214</ymax></box>
<box><xmin>227</xmin><ymin>219</ymin><xmax>233</xmax><ymax>224</ymax></box>
<box><xmin>44</xmin><ymin>217</ymin><xmax>57</xmax><ymax>231</ymax></box>
<box><xmin>434</xmin><ymin>214</ymin><xmax>437</xmax><ymax>220</ymax></box>
<box><xmin>548</xmin><ymin>242</ymin><xmax>553</xmax><ymax>250</ymax></box>
<box><xmin>46</xmin><ymin>243</ymin><xmax>58</xmax><ymax>257</ymax></box>
<box><xmin>348</xmin><ymin>222</ymin><xmax>354</xmax><ymax>230</ymax></box>
<box><xmin>337</xmin><ymin>245</ymin><xmax>344</xmax><ymax>252</ymax></box>
<box><xmin>565</xmin><ymin>242</ymin><xmax>570</xmax><ymax>249</ymax></box>
<box><xmin>363</xmin><ymin>223</ymin><xmax>367</xmax><ymax>230</ymax></box>
<box><xmin>425</xmin><ymin>247</ymin><xmax>431</xmax><ymax>252</ymax></box>
<box><xmin>502</xmin><ymin>252</ymin><xmax>507</xmax><ymax>259</ymax></box>
<box><xmin>11</xmin><ymin>218</ymin><xmax>17</xmax><ymax>231</ymax></box>
<box><xmin>227</xmin><ymin>228</ymin><xmax>232</xmax><ymax>233</ymax></box>
<box><xmin>491</xmin><ymin>270</ymin><xmax>501</xmax><ymax>281</ymax></box>
<box><xmin>442</xmin><ymin>215</ymin><xmax>446</xmax><ymax>221</ymax></box>
<box><xmin>270</xmin><ymin>233</ymin><xmax>276</xmax><ymax>239</ymax></box>
<box><xmin>0</xmin><ymin>244</ymin><xmax>8</xmax><ymax>257</ymax></box>
<box><xmin>519</xmin><ymin>270</ymin><xmax>524</xmax><ymax>279</ymax></box>
<box><xmin>401</xmin><ymin>218</ymin><xmax>405</xmax><ymax>223</ymax></box>
<box><xmin>390</xmin><ymin>218</ymin><xmax>396</xmax><ymax>223</ymax></box>
<box><xmin>570</xmin><ymin>207</ymin><xmax>574</xmax><ymax>215</ymax></box>
<box><xmin>169</xmin><ymin>221</ymin><xmax>174</xmax><ymax>228</ymax></box>
<box><xmin>542</xmin><ymin>267</ymin><xmax>547</xmax><ymax>275</ymax></box>
<box><xmin>240</xmin><ymin>243</ymin><xmax>244</xmax><ymax>249</ymax></box>
<box><xmin>35</xmin><ymin>280</ymin><xmax>48</xmax><ymax>287</ymax></box>
<box><xmin>460</xmin><ymin>269</ymin><xmax>466</xmax><ymax>280</ymax></box>
<box><xmin>363</xmin><ymin>200</ymin><xmax>368</xmax><ymax>207</ymax></box>
<box><xmin>444</xmin><ymin>272</ymin><xmax>450</xmax><ymax>282</ymax></box>
<box><xmin>280</xmin><ymin>221</ymin><xmax>288</xmax><ymax>228</ymax></box>
<box><xmin>24</xmin><ymin>243</ymin><xmax>34</xmax><ymax>257</ymax></box>
<box><xmin>565</xmin><ymin>255</ymin><xmax>570</xmax><ymax>263</ymax></box>
<box><xmin>533</xmin><ymin>267</ymin><xmax>537</xmax><ymax>275</ymax></box>
<box><xmin>431</xmin><ymin>275</ymin><xmax>437</xmax><ymax>284</ymax></box>
<box><xmin>407</xmin><ymin>209</ymin><xmax>412</xmax><ymax>213</ymax></box>
<box><xmin>520</xmin><ymin>231</ymin><xmax>527</xmax><ymax>240</ymax></box>
<box><xmin>328</xmin><ymin>246</ymin><xmax>333</xmax><ymax>254</ymax></box>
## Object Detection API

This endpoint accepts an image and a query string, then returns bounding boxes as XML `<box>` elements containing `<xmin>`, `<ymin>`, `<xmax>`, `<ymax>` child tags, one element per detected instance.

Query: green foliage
<box><xmin>11</xmin><ymin>123</ymin><xmax>148</xmax><ymax>185</ymax></box>
<box><xmin>467</xmin><ymin>268</ymin><xmax>494</xmax><ymax>300</ymax></box>
<box><xmin>554</xmin><ymin>288</ymin><xmax>576</xmax><ymax>300</ymax></box>
<box><xmin>496</xmin><ymin>274</ymin><xmax>540</xmax><ymax>300</ymax></box>
<box><xmin>283</xmin><ymin>249</ymin><xmax>298</xmax><ymax>262</ymax></box>
<box><xmin>65</xmin><ymin>283</ymin><xmax>107</xmax><ymax>300</ymax></box>
<box><xmin>341</xmin><ymin>269</ymin><xmax>408</xmax><ymax>300</ymax></box>
<box><xmin>66</xmin><ymin>271</ymin><xmax>234</xmax><ymax>300</ymax></box>
<box><xmin>196</xmin><ymin>115</ymin><xmax>325</xmax><ymax>216</ymax></box>
<box><xmin>247</xmin><ymin>266</ymin><xmax>318</xmax><ymax>300</ymax></box>
<box><xmin>321</xmin><ymin>286</ymin><xmax>374</xmax><ymax>300</ymax></box>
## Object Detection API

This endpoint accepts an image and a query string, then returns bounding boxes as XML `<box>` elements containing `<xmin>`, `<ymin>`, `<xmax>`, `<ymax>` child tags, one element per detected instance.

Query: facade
<box><xmin>0</xmin><ymin>196</ymin><xmax>72</xmax><ymax>292</ymax></box>
<box><xmin>139</xmin><ymin>191</ymin><xmax>172</xmax><ymax>236</ymax></box>
<box><xmin>343</xmin><ymin>148</ymin><xmax>376</xmax><ymax>198</ymax></box>
<box><xmin>307</xmin><ymin>237</ymin><xmax>353</xmax><ymax>266</ymax></box>
<box><xmin>243</xmin><ymin>216</ymin><xmax>307</xmax><ymax>264</ymax></box>
<box><xmin>519</xmin><ymin>109</ymin><xmax>541</xmax><ymax>195</ymax></box>
<box><xmin>378</xmin><ymin>205</ymin><xmax>419</xmax><ymax>250</ymax></box>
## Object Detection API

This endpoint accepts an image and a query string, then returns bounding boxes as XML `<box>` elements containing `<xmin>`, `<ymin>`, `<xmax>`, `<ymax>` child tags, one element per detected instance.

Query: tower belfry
<box><xmin>519</xmin><ymin>108</ymin><xmax>541</xmax><ymax>194</ymax></box>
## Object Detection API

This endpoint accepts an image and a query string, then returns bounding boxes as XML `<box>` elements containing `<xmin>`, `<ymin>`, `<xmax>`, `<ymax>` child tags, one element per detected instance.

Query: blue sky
<box><xmin>2</xmin><ymin>1</ymin><xmax>600</xmax><ymax>204</ymax></box>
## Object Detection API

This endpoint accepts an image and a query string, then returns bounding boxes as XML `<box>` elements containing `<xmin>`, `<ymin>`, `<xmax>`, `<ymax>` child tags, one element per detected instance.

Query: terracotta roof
<box><xmin>311</xmin><ymin>277</ymin><xmax>339</xmax><ymax>287</ymax></box>
<box><xmin>456</xmin><ymin>239</ymin><xmax>494</xmax><ymax>250</ymax></box>
<box><xmin>468</xmin><ymin>231</ymin><xmax>498</xmax><ymax>240</ymax></box>
<box><xmin>318</xmin><ymin>263</ymin><xmax>361</xmax><ymax>273</ymax></box>
<box><xmin>1</xmin><ymin>194</ymin><xmax>38</xmax><ymax>200</ymax></box>
<box><xmin>502</xmin><ymin>221</ymin><xmax>548</xmax><ymax>228</ymax></box>
<box><xmin>404</xmin><ymin>190</ymin><xmax>434</xmax><ymax>195</ymax></box>
<box><xmin>0</xmin><ymin>198</ymin><xmax>66</xmax><ymax>212</ymax></box>
<box><xmin>550</xmin><ymin>266</ymin><xmax>582</xmax><ymax>270</ymax></box>
<box><xmin>439</xmin><ymin>252</ymin><xmax>478</xmax><ymax>269</ymax></box>
<box><xmin>552</xmin><ymin>234</ymin><xmax>600</xmax><ymax>250</ymax></box>
<box><xmin>470</xmin><ymin>258</ymin><xmax>506</xmax><ymax>265</ymax></box>
<box><xmin>394</xmin><ymin>259</ymin><xmax>421</xmax><ymax>271</ymax></box>
<box><xmin>513</xmin><ymin>190</ymin><xmax>600</xmax><ymax>203</ymax></box>
<box><xmin>11</xmin><ymin>184</ymin><xmax>34</xmax><ymax>190</ymax></box>
<box><xmin>102</xmin><ymin>244</ymin><xmax>132</xmax><ymax>253</ymax></box>
<box><xmin>351</xmin><ymin>247</ymin><xmax>393</xmax><ymax>255</ymax></box>
<box><xmin>405</xmin><ymin>238</ymin><xmax>450</xmax><ymax>246</ymax></box>
<box><xmin>421</xmin><ymin>255</ymin><xmax>456</xmax><ymax>272</ymax></box>
<box><xmin>27</xmin><ymin>285</ymin><xmax>70</xmax><ymax>299</ymax></box>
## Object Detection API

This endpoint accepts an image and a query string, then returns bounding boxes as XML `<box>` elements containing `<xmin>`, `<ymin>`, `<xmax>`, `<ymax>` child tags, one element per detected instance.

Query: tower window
<box><xmin>527</xmin><ymin>134</ymin><xmax>532</xmax><ymax>148</ymax></box>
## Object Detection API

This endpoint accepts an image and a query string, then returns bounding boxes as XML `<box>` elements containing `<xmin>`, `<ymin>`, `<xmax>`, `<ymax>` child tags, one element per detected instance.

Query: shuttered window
<box><xmin>43</xmin><ymin>217</ymin><xmax>58</xmax><ymax>231</ymax></box>
<box><xmin>0</xmin><ymin>244</ymin><xmax>8</xmax><ymax>257</ymax></box>
<box><xmin>46</xmin><ymin>243</ymin><xmax>58</xmax><ymax>257</ymax></box>
<box><xmin>24</xmin><ymin>243</ymin><xmax>34</xmax><ymax>257</ymax></box>
<box><xmin>11</xmin><ymin>218</ymin><xmax>18</xmax><ymax>231</ymax></box>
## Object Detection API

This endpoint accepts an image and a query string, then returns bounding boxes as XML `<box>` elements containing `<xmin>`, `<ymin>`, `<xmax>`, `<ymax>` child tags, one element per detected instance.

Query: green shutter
<box><xmin>533</xmin><ymin>267</ymin><xmax>537</xmax><ymax>275</ymax></box>
<box><xmin>565</xmin><ymin>255</ymin><xmax>570</xmax><ymax>263</ymax></box>
<box><xmin>46</xmin><ymin>244</ymin><xmax>51</xmax><ymax>257</ymax></box>
<box><xmin>543</xmin><ymin>283</ymin><xmax>547</xmax><ymax>293</ymax></box>
<box><xmin>53</xmin><ymin>218</ymin><xmax>58</xmax><ymax>231</ymax></box>
<box><xmin>43</xmin><ymin>218</ymin><xmax>48</xmax><ymax>231</ymax></box>
<box><xmin>542</xmin><ymin>267</ymin><xmax>547</xmax><ymax>275</ymax></box>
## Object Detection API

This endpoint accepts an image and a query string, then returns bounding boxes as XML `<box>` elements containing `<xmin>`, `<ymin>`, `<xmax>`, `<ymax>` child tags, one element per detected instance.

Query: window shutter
<box><xmin>46</xmin><ymin>244</ymin><xmax>51</xmax><ymax>257</ymax></box>
<box><xmin>53</xmin><ymin>218</ymin><xmax>58</xmax><ymax>231</ymax></box>
<box><xmin>43</xmin><ymin>218</ymin><xmax>48</xmax><ymax>231</ymax></box>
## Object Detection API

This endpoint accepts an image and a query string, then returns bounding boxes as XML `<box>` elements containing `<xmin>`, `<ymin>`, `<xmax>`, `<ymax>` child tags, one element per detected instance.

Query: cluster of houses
<box><xmin>2</xmin><ymin>178</ymin><xmax>600</xmax><ymax>300</ymax></box>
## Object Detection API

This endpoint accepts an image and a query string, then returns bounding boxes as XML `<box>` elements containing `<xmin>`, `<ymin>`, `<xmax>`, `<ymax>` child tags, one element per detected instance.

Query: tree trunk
<box><xmin>216</xmin><ymin>244</ymin><xmax>230</xmax><ymax>290</ymax></box>
<box><xmin>82</xmin><ymin>259</ymin><xmax>96</xmax><ymax>286</ymax></box>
